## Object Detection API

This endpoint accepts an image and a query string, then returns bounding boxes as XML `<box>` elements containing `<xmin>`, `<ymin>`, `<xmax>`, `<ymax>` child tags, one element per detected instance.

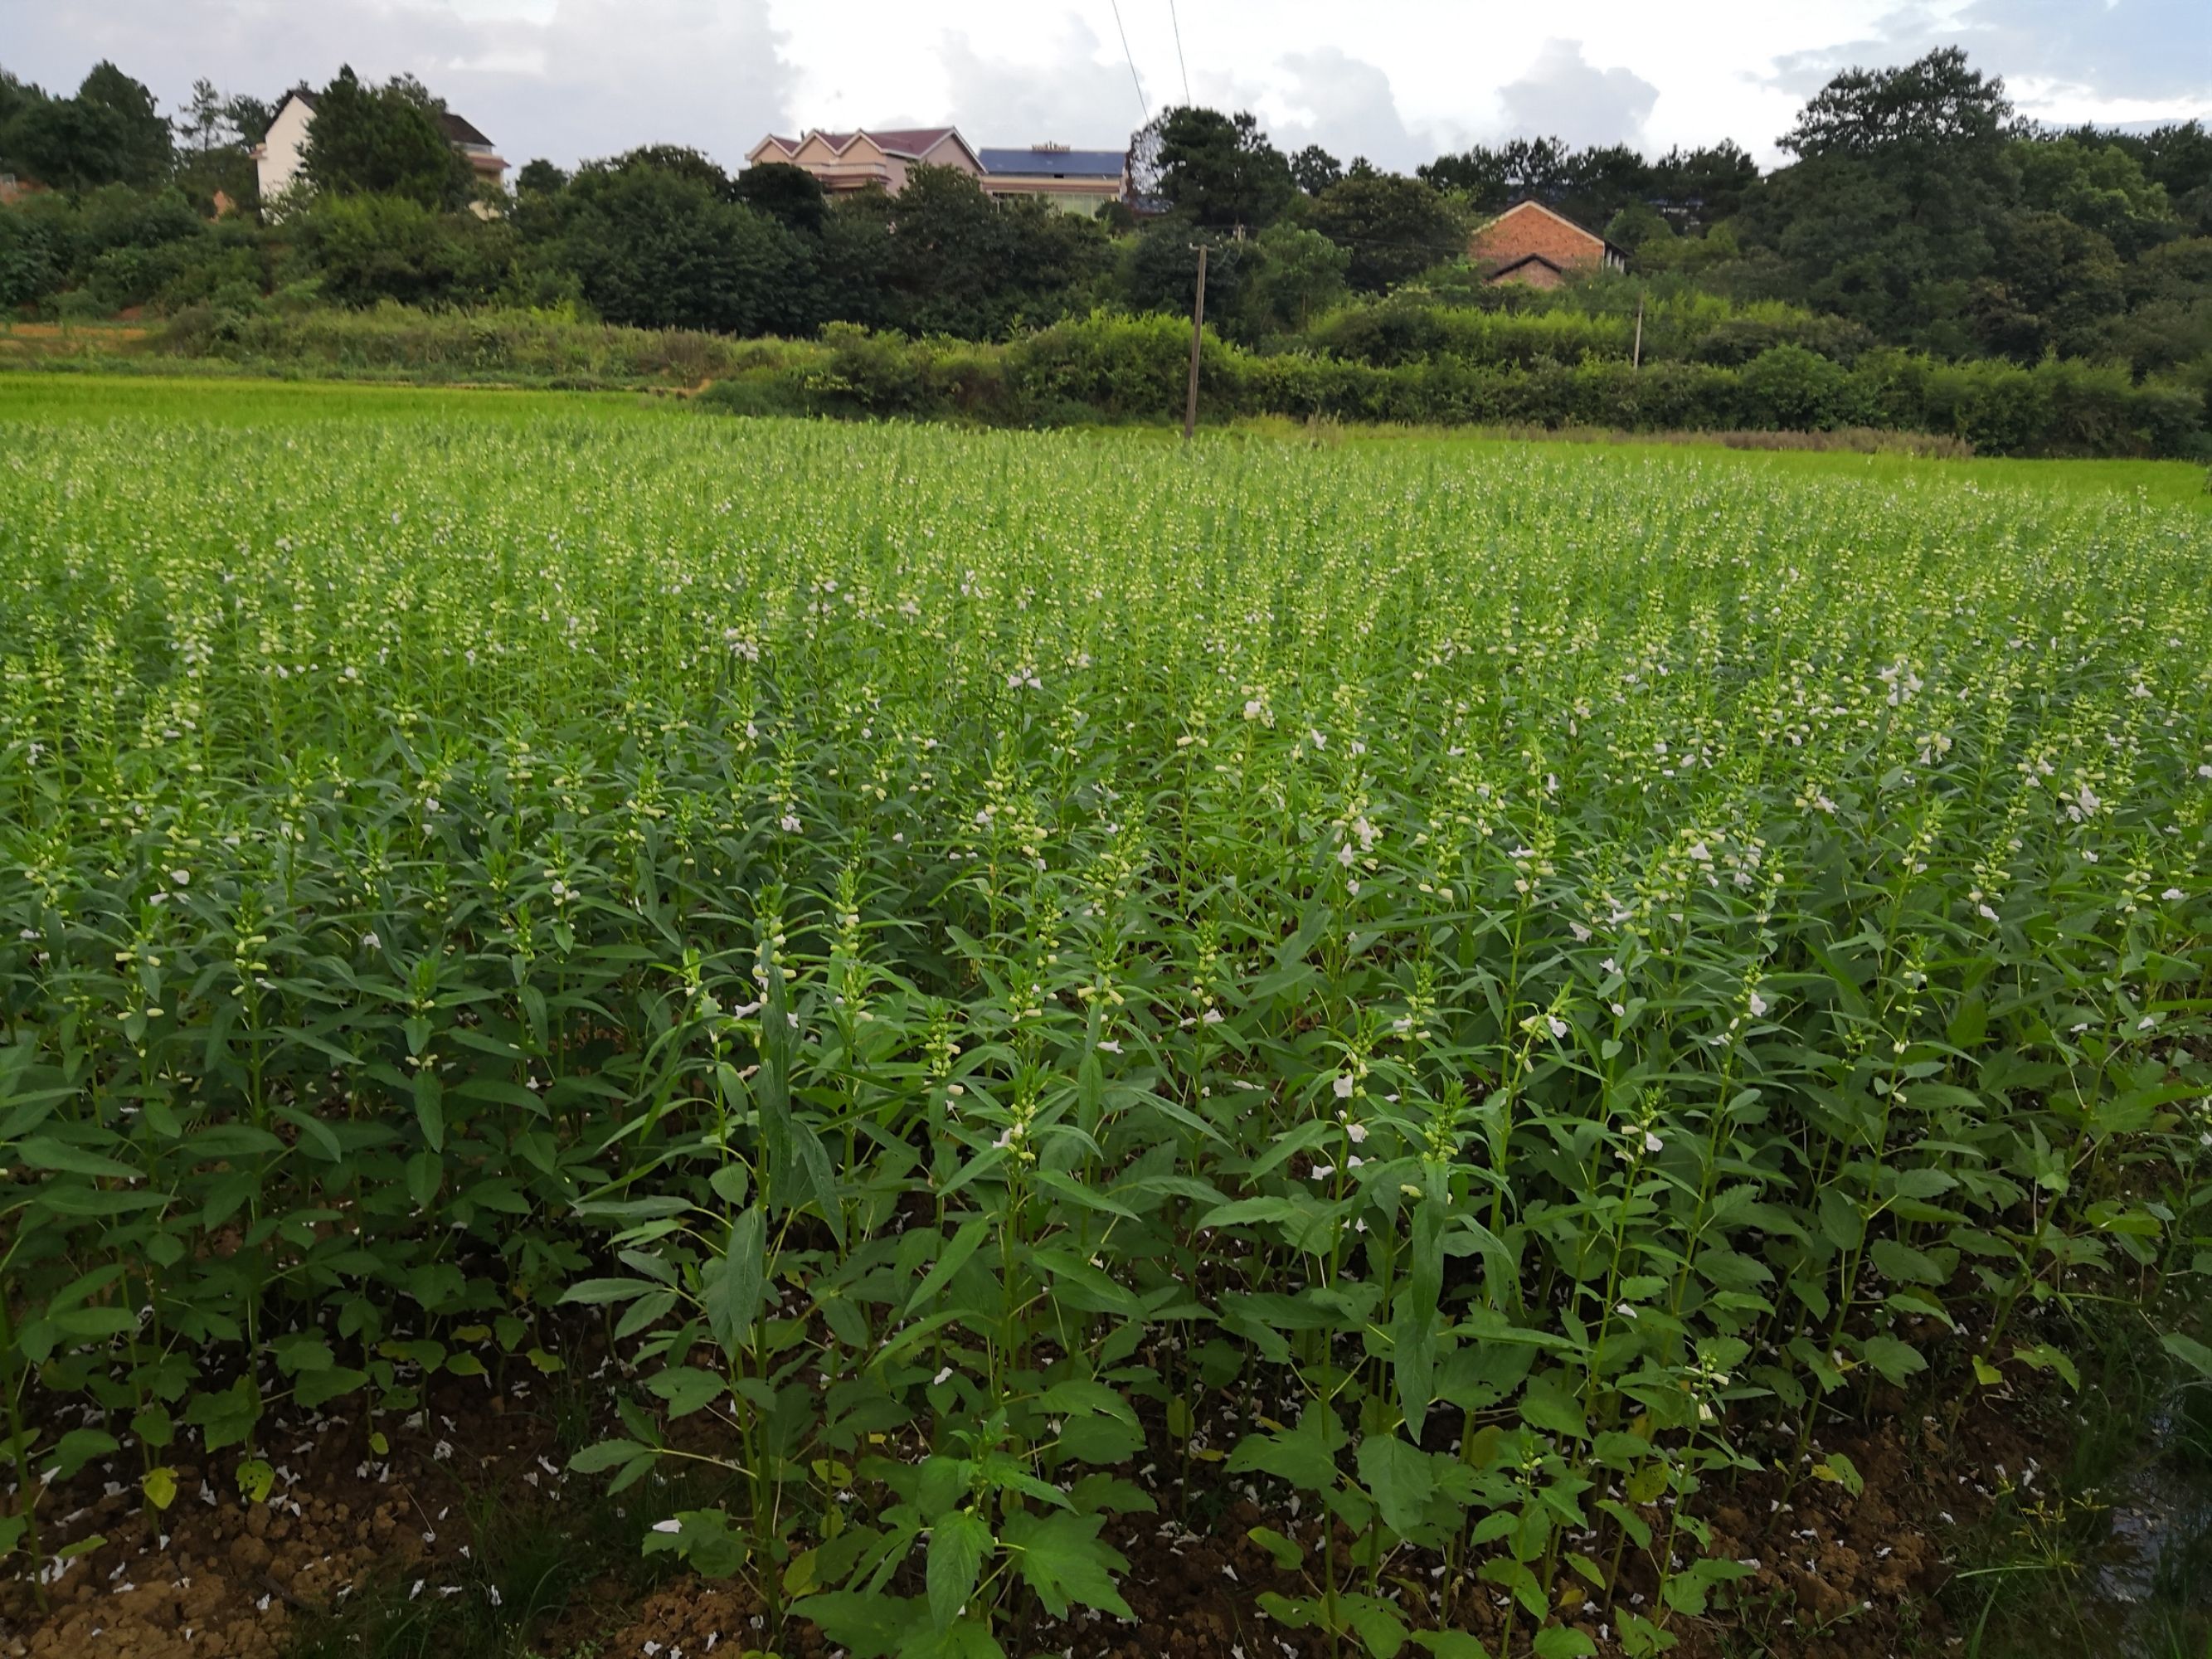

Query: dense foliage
<box><xmin>5</xmin><ymin>49</ymin><xmax>2212</xmax><ymax>451</ymax></box>
<box><xmin>0</xmin><ymin>411</ymin><xmax>2207</xmax><ymax>1656</ymax></box>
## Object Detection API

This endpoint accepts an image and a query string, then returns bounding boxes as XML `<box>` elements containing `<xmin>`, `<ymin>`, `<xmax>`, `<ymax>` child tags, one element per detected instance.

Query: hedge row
<box><xmin>707</xmin><ymin>315</ymin><xmax>2208</xmax><ymax>458</ymax></box>
<box><xmin>145</xmin><ymin>303</ymin><xmax>2207</xmax><ymax>456</ymax></box>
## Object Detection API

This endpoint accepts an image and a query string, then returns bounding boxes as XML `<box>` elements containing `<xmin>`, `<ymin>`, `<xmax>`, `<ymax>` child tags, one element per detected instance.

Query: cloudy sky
<box><xmin>8</xmin><ymin>0</ymin><xmax>2210</xmax><ymax>173</ymax></box>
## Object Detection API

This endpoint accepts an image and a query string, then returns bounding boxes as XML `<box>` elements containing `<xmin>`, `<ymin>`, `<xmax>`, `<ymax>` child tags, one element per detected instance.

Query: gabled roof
<box><xmin>439</xmin><ymin>110</ymin><xmax>495</xmax><ymax>148</ymax></box>
<box><xmin>1487</xmin><ymin>252</ymin><xmax>1566</xmax><ymax>277</ymax></box>
<box><xmin>977</xmin><ymin>147</ymin><xmax>1125</xmax><ymax>178</ymax></box>
<box><xmin>262</xmin><ymin>85</ymin><xmax>497</xmax><ymax>153</ymax></box>
<box><xmin>1479</xmin><ymin>198</ymin><xmax>1627</xmax><ymax>261</ymax></box>
<box><xmin>758</xmin><ymin>127</ymin><xmax>968</xmax><ymax>162</ymax></box>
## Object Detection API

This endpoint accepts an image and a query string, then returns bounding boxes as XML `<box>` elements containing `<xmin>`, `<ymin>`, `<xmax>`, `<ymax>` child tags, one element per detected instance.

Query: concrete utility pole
<box><xmin>1633</xmin><ymin>294</ymin><xmax>1645</xmax><ymax>371</ymax></box>
<box><xmin>1183</xmin><ymin>243</ymin><xmax>1208</xmax><ymax>442</ymax></box>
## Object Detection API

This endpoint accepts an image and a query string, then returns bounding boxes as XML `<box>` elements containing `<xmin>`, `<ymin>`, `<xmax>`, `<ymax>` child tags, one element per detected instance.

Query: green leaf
<box><xmin>1357</xmin><ymin>1434</ymin><xmax>1434</xmax><ymax>1535</ymax></box>
<box><xmin>558</xmin><ymin>1277</ymin><xmax>660</xmax><ymax>1306</ymax></box>
<box><xmin>1247</xmin><ymin>1525</ymin><xmax>1304</xmax><ymax>1569</ymax></box>
<box><xmin>183</xmin><ymin>1377</ymin><xmax>260</xmax><ymax>1453</ymax></box>
<box><xmin>1518</xmin><ymin>1375</ymin><xmax>1587</xmax><ymax>1441</ymax></box>
<box><xmin>927</xmin><ymin>1509</ymin><xmax>991</xmax><ymax>1632</ymax></box>
<box><xmin>647</xmin><ymin>1366</ymin><xmax>727</xmax><ymax>1418</ymax></box>
<box><xmin>44</xmin><ymin>1428</ymin><xmax>119</xmax><ymax>1481</ymax></box>
<box><xmin>643</xmin><ymin>1508</ymin><xmax>746</xmax><ymax>1579</ymax></box>
<box><xmin>1860</xmin><ymin>1334</ymin><xmax>1926</xmax><ymax>1385</ymax></box>
<box><xmin>1000</xmin><ymin>1510</ymin><xmax>1131</xmax><ymax>1621</ymax></box>
<box><xmin>1811</xmin><ymin>1451</ymin><xmax>1864</xmax><ymax>1496</ymax></box>
<box><xmin>902</xmin><ymin>1215</ymin><xmax>992</xmax><ymax>1318</ymax></box>
<box><xmin>1533</xmin><ymin>1628</ymin><xmax>1597</xmax><ymax>1659</ymax></box>
<box><xmin>294</xmin><ymin>1366</ymin><xmax>368</xmax><ymax>1409</ymax></box>
<box><xmin>570</xmin><ymin>1438</ymin><xmax>654</xmax><ymax>1473</ymax></box>
<box><xmin>413</xmin><ymin>1069</ymin><xmax>445</xmax><ymax>1152</ymax></box>
<box><xmin>18</xmin><ymin>1136</ymin><xmax>139</xmax><ymax>1180</ymax></box>
<box><xmin>1412</xmin><ymin>1634</ymin><xmax>1495</xmax><ymax>1659</ymax></box>
<box><xmin>2161</xmin><ymin>1332</ymin><xmax>2212</xmax><ymax>1380</ymax></box>
<box><xmin>702</xmin><ymin>1205</ymin><xmax>766</xmax><ymax>1360</ymax></box>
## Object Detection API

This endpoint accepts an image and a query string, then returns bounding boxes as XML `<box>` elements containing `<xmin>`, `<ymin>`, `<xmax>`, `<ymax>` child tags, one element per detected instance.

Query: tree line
<box><xmin>3</xmin><ymin>49</ymin><xmax>2210</xmax><ymax>419</ymax></box>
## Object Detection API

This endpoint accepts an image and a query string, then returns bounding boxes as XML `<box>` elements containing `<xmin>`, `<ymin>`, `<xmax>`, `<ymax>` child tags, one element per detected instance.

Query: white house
<box><xmin>254</xmin><ymin>89</ymin><xmax>508</xmax><ymax>209</ymax></box>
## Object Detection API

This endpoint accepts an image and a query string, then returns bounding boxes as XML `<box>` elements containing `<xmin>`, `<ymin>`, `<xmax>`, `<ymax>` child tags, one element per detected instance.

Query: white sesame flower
<box><xmin>2162</xmin><ymin>888</ymin><xmax>2185</xmax><ymax>901</ymax></box>
<box><xmin>1337</xmin><ymin>843</ymin><xmax>1355</xmax><ymax>868</ymax></box>
<box><xmin>1547</xmin><ymin>1015</ymin><xmax>1568</xmax><ymax>1039</ymax></box>
<box><xmin>652</xmin><ymin>1518</ymin><xmax>683</xmax><ymax>1534</ymax></box>
<box><xmin>1308</xmin><ymin>1163</ymin><xmax>1335</xmax><ymax>1180</ymax></box>
<box><xmin>362</xmin><ymin>932</ymin><xmax>381</xmax><ymax>950</ymax></box>
<box><xmin>1345</xmin><ymin>1121</ymin><xmax>1368</xmax><ymax>1144</ymax></box>
<box><xmin>779</xmin><ymin>815</ymin><xmax>801</xmax><ymax>833</ymax></box>
<box><xmin>169</xmin><ymin>869</ymin><xmax>190</xmax><ymax>886</ymax></box>
<box><xmin>932</xmin><ymin>1367</ymin><xmax>955</xmax><ymax>1386</ymax></box>
<box><xmin>1644</xmin><ymin>1131</ymin><xmax>1664</xmax><ymax>1153</ymax></box>
<box><xmin>1333</xmin><ymin>1075</ymin><xmax>1355</xmax><ymax>1099</ymax></box>
<box><xmin>1748</xmin><ymin>991</ymin><xmax>1768</xmax><ymax>1018</ymax></box>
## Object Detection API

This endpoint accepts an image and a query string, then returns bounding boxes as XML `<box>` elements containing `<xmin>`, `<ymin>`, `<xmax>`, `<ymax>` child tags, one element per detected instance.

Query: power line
<box><xmin>1107</xmin><ymin>0</ymin><xmax>1150</xmax><ymax>124</ymax></box>
<box><xmin>1167</xmin><ymin>0</ymin><xmax>1191</xmax><ymax>106</ymax></box>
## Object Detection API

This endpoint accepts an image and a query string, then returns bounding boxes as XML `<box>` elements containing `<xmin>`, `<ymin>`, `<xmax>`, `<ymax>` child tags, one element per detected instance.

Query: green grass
<box><xmin>8</xmin><ymin>372</ymin><xmax>2205</xmax><ymax>508</ymax></box>
<box><xmin>1</xmin><ymin>379</ymin><xmax>2205</xmax><ymax>1659</ymax></box>
<box><xmin>0</xmin><ymin>370</ymin><xmax>677</xmax><ymax>424</ymax></box>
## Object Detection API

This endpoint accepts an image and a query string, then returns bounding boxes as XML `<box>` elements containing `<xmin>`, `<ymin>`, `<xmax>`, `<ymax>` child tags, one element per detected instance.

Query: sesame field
<box><xmin>0</xmin><ymin>380</ymin><xmax>2208</xmax><ymax>1659</ymax></box>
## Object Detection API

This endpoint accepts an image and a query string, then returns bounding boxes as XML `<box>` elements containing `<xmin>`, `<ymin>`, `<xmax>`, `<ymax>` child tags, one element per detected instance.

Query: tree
<box><xmin>732</xmin><ymin>161</ymin><xmax>827</xmax><ymax>235</ymax></box>
<box><xmin>1419</xmin><ymin>137</ymin><xmax>1573</xmax><ymax>210</ymax></box>
<box><xmin>1309</xmin><ymin>173</ymin><xmax>1465</xmax><ymax>293</ymax></box>
<box><xmin>514</xmin><ymin>158</ymin><xmax>569</xmax><ymax>197</ymax></box>
<box><xmin>1244</xmin><ymin>222</ymin><xmax>1349</xmax><ymax>332</ymax></box>
<box><xmin>1778</xmin><ymin>46</ymin><xmax>2012</xmax><ymax>166</ymax></box>
<box><xmin>1290</xmin><ymin>144</ymin><xmax>1342</xmax><ymax>197</ymax></box>
<box><xmin>1740</xmin><ymin>49</ymin><xmax>2025</xmax><ymax>343</ymax></box>
<box><xmin>299</xmin><ymin>66</ymin><xmax>471</xmax><ymax>210</ymax></box>
<box><xmin>296</xmin><ymin>191</ymin><xmax>510</xmax><ymax>309</ymax></box>
<box><xmin>1131</xmin><ymin>106</ymin><xmax>1294</xmax><ymax>230</ymax></box>
<box><xmin>1122</xmin><ymin>221</ymin><xmax>1262</xmax><ymax>328</ymax></box>
<box><xmin>1971</xmin><ymin>211</ymin><xmax>2125</xmax><ymax>361</ymax></box>
<box><xmin>596</xmin><ymin>144</ymin><xmax>735</xmax><ymax>197</ymax></box>
<box><xmin>560</xmin><ymin>155</ymin><xmax>812</xmax><ymax>334</ymax></box>
<box><xmin>1646</xmin><ymin>141</ymin><xmax>1760</xmax><ymax>230</ymax></box>
<box><xmin>2015</xmin><ymin>136</ymin><xmax>2175</xmax><ymax>258</ymax></box>
<box><xmin>5</xmin><ymin>61</ymin><xmax>170</xmax><ymax>192</ymax></box>
<box><xmin>870</xmin><ymin>165</ymin><xmax>1111</xmax><ymax>338</ymax></box>
<box><xmin>171</xmin><ymin>79</ymin><xmax>260</xmax><ymax>211</ymax></box>
<box><xmin>1604</xmin><ymin>202</ymin><xmax>1674</xmax><ymax>253</ymax></box>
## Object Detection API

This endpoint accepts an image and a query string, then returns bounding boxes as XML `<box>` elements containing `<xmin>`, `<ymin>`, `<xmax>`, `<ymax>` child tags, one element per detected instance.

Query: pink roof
<box><xmin>762</xmin><ymin>127</ymin><xmax>961</xmax><ymax>159</ymax></box>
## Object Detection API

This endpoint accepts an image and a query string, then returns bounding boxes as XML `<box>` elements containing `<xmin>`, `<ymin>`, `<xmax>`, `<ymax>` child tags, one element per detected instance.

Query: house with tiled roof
<box><xmin>747</xmin><ymin>129</ymin><xmax>1129</xmax><ymax>212</ymax></box>
<box><xmin>977</xmin><ymin>144</ymin><xmax>1128</xmax><ymax>216</ymax></box>
<box><xmin>746</xmin><ymin>128</ymin><xmax>983</xmax><ymax>195</ymax></box>
<box><xmin>1466</xmin><ymin>200</ymin><xmax>1627</xmax><ymax>288</ymax></box>
<box><xmin>254</xmin><ymin>87</ymin><xmax>508</xmax><ymax>207</ymax></box>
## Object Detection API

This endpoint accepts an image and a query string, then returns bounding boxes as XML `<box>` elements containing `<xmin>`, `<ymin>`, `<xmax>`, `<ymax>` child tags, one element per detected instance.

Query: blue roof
<box><xmin>977</xmin><ymin>148</ymin><xmax>1125</xmax><ymax>178</ymax></box>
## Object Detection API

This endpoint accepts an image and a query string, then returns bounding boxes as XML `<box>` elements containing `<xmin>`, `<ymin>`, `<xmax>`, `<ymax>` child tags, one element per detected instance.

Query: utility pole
<box><xmin>1632</xmin><ymin>293</ymin><xmax>1644</xmax><ymax>371</ymax></box>
<box><xmin>1183</xmin><ymin>242</ymin><xmax>1208</xmax><ymax>443</ymax></box>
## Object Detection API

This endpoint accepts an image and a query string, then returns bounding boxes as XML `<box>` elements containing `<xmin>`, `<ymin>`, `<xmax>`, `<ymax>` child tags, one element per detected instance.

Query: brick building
<box><xmin>1466</xmin><ymin>200</ymin><xmax>1627</xmax><ymax>289</ymax></box>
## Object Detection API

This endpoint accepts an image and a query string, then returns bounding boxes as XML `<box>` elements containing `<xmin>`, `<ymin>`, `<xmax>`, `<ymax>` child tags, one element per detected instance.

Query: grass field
<box><xmin>0</xmin><ymin>377</ymin><xmax>2206</xmax><ymax>1659</ymax></box>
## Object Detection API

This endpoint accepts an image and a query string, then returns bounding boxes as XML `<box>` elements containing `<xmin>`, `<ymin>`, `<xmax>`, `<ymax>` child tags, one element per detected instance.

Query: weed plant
<box><xmin>0</xmin><ymin>412</ymin><xmax>2207</xmax><ymax>1657</ymax></box>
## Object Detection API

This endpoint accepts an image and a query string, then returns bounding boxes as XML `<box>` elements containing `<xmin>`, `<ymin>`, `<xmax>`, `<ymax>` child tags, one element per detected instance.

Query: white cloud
<box><xmin>3</xmin><ymin>0</ymin><xmax>2204</xmax><ymax>178</ymax></box>
<box><xmin>1495</xmin><ymin>38</ymin><xmax>1661</xmax><ymax>149</ymax></box>
<box><xmin>1259</xmin><ymin>47</ymin><xmax>1446</xmax><ymax>173</ymax></box>
<box><xmin>1770</xmin><ymin>0</ymin><xmax>2212</xmax><ymax>119</ymax></box>
<box><xmin>936</xmin><ymin>22</ymin><xmax>1148</xmax><ymax>152</ymax></box>
<box><xmin>3</xmin><ymin>0</ymin><xmax>793</xmax><ymax>169</ymax></box>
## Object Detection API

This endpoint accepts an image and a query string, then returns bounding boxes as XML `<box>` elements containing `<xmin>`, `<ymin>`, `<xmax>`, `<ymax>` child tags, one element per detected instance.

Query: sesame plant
<box><xmin>0</xmin><ymin>406</ymin><xmax>2208</xmax><ymax>1657</ymax></box>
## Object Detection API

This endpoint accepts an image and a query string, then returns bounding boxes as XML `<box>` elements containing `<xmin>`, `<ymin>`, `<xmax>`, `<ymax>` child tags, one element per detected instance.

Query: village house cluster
<box><xmin>246</xmin><ymin>95</ymin><xmax>1625</xmax><ymax>285</ymax></box>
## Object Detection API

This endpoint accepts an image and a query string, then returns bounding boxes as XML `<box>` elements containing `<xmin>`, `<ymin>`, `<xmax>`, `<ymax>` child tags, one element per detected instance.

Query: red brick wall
<box><xmin>1467</xmin><ymin>203</ymin><xmax>1607</xmax><ymax>275</ymax></box>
